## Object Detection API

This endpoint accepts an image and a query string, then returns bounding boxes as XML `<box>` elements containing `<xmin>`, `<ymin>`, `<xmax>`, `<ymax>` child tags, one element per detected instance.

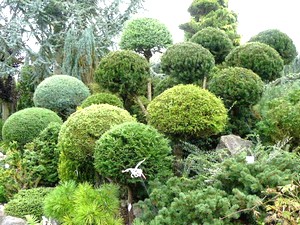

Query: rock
<box><xmin>0</xmin><ymin>216</ymin><xmax>26</xmax><ymax>225</ymax></box>
<box><xmin>216</xmin><ymin>134</ymin><xmax>253</xmax><ymax>155</ymax></box>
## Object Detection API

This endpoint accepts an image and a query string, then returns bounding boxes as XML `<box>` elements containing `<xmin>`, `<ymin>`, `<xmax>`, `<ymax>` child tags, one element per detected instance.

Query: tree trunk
<box><xmin>2</xmin><ymin>101</ymin><xmax>11</xmax><ymax>121</ymax></box>
<box><xmin>53</xmin><ymin>48</ymin><xmax>63</xmax><ymax>75</ymax></box>
<box><xmin>127</xmin><ymin>186</ymin><xmax>134</xmax><ymax>225</ymax></box>
<box><xmin>134</xmin><ymin>96</ymin><xmax>148</xmax><ymax>116</ymax></box>
<box><xmin>202</xmin><ymin>76</ymin><xmax>207</xmax><ymax>89</ymax></box>
<box><xmin>147</xmin><ymin>78</ymin><xmax>152</xmax><ymax>101</ymax></box>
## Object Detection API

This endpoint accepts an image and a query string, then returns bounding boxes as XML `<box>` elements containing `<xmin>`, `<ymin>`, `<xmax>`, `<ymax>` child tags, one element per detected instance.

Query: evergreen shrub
<box><xmin>188</xmin><ymin>0</ymin><xmax>221</xmax><ymax>18</ymax></box>
<box><xmin>81</xmin><ymin>93</ymin><xmax>124</xmax><ymax>108</ymax></box>
<box><xmin>2</xmin><ymin>107</ymin><xmax>62</xmax><ymax>146</ymax></box>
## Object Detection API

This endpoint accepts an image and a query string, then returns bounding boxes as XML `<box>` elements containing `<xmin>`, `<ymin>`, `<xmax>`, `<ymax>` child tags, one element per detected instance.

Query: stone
<box><xmin>0</xmin><ymin>216</ymin><xmax>26</xmax><ymax>225</ymax></box>
<box><xmin>216</xmin><ymin>134</ymin><xmax>253</xmax><ymax>155</ymax></box>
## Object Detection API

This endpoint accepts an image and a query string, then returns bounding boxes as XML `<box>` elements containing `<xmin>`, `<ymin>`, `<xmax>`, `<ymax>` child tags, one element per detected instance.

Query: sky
<box><xmin>135</xmin><ymin>0</ymin><xmax>300</xmax><ymax>53</ymax></box>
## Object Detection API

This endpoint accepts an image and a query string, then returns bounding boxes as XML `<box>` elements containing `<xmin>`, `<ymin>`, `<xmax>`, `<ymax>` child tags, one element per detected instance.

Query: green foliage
<box><xmin>44</xmin><ymin>181</ymin><xmax>122</xmax><ymax>224</ymax></box>
<box><xmin>33</xmin><ymin>75</ymin><xmax>90</xmax><ymax>119</ymax></box>
<box><xmin>129</xmin><ymin>96</ymin><xmax>150</xmax><ymax>123</ymax></box>
<box><xmin>225</xmin><ymin>42</ymin><xmax>284</xmax><ymax>82</ymax></box>
<box><xmin>120</xmin><ymin>18</ymin><xmax>173</xmax><ymax>61</ymax></box>
<box><xmin>161</xmin><ymin>42</ymin><xmax>215</xmax><ymax>84</ymax></box>
<box><xmin>58</xmin><ymin>104</ymin><xmax>135</xmax><ymax>182</ymax></box>
<box><xmin>2</xmin><ymin>107</ymin><xmax>62</xmax><ymax>146</ymax></box>
<box><xmin>94</xmin><ymin>122</ymin><xmax>173</xmax><ymax>185</ymax></box>
<box><xmin>153</xmin><ymin>76</ymin><xmax>180</xmax><ymax>97</ymax></box>
<box><xmin>4</xmin><ymin>187</ymin><xmax>52</xmax><ymax>219</ymax></box>
<box><xmin>190</xmin><ymin>27</ymin><xmax>233</xmax><ymax>64</ymax></box>
<box><xmin>249</xmin><ymin>29</ymin><xmax>298</xmax><ymax>65</ymax></box>
<box><xmin>95</xmin><ymin>50</ymin><xmax>150</xmax><ymax>97</ymax></box>
<box><xmin>188</xmin><ymin>0</ymin><xmax>221</xmax><ymax>19</ymax></box>
<box><xmin>81</xmin><ymin>92</ymin><xmax>124</xmax><ymax>108</ymax></box>
<box><xmin>147</xmin><ymin>84</ymin><xmax>227</xmax><ymax>140</ymax></box>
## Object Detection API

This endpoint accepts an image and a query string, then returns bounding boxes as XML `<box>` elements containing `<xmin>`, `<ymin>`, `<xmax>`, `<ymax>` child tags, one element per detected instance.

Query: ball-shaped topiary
<box><xmin>190</xmin><ymin>27</ymin><xmax>234</xmax><ymax>64</ymax></box>
<box><xmin>208</xmin><ymin>67</ymin><xmax>264</xmax><ymax>108</ymax></box>
<box><xmin>147</xmin><ymin>84</ymin><xmax>227</xmax><ymax>140</ymax></box>
<box><xmin>188</xmin><ymin>0</ymin><xmax>221</xmax><ymax>19</ymax></box>
<box><xmin>94</xmin><ymin>122</ymin><xmax>173</xmax><ymax>185</ymax></box>
<box><xmin>161</xmin><ymin>42</ymin><xmax>215</xmax><ymax>84</ymax></box>
<box><xmin>33</xmin><ymin>75</ymin><xmax>90</xmax><ymax>119</ymax></box>
<box><xmin>2</xmin><ymin>107</ymin><xmax>62</xmax><ymax>145</ymax></box>
<box><xmin>81</xmin><ymin>93</ymin><xmax>124</xmax><ymax>108</ymax></box>
<box><xmin>249</xmin><ymin>29</ymin><xmax>297</xmax><ymax>65</ymax></box>
<box><xmin>95</xmin><ymin>50</ymin><xmax>150</xmax><ymax>96</ymax></box>
<box><xmin>225</xmin><ymin>42</ymin><xmax>284</xmax><ymax>82</ymax></box>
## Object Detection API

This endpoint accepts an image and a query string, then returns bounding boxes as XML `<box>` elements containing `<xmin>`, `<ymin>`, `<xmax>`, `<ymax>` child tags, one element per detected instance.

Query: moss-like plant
<box><xmin>249</xmin><ymin>29</ymin><xmax>297</xmax><ymax>65</ymax></box>
<box><xmin>81</xmin><ymin>93</ymin><xmax>124</xmax><ymax>108</ymax></box>
<box><xmin>147</xmin><ymin>84</ymin><xmax>227</xmax><ymax>140</ymax></box>
<box><xmin>190</xmin><ymin>27</ymin><xmax>233</xmax><ymax>64</ymax></box>
<box><xmin>33</xmin><ymin>75</ymin><xmax>90</xmax><ymax>119</ymax></box>
<box><xmin>225</xmin><ymin>42</ymin><xmax>284</xmax><ymax>82</ymax></box>
<box><xmin>161</xmin><ymin>42</ymin><xmax>215</xmax><ymax>84</ymax></box>
<box><xmin>2</xmin><ymin>107</ymin><xmax>62</xmax><ymax>146</ymax></box>
<box><xmin>94</xmin><ymin>122</ymin><xmax>173</xmax><ymax>185</ymax></box>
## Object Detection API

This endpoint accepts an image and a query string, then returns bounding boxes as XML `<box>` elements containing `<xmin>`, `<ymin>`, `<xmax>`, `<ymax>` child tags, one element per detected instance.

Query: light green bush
<box><xmin>81</xmin><ymin>92</ymin><xmax>124</xmax><ymax>108</ymax></box>
<box><xmin>2</xmin><ymin>107</ymin><xmax>62</xmax><ymax>146</ymax></box>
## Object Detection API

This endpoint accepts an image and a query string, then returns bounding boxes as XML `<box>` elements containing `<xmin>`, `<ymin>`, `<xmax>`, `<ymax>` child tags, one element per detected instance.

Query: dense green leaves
<box><xmin>188</xmin><ymin>0</ymin><xmax>221</xmax><ymax>19</ymax></box>
<box><xmin>81</xmin><ymin>93</ymin><xmax>124</xmax><ymax>109</ymax></box>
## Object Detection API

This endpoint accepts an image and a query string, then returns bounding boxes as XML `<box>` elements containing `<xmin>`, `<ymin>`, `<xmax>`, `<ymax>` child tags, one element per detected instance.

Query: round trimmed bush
<box><xmin>225</xmin><ymin>42</ymin><xmax>284</xmax><ymax>82</ymax></box>
<box><xmin>81</xmin><ymin>93</ymin><xmax>124</xmax><ymax>108</ymax></box>
<box><xmin>249</xmin><ymin>29</ymin><xmax>297</xmax><ymax>65</ymax></box>
<box><xmin>161</xmin><ymin>42</ymin><xmax>215</xmax><ymax>84</ymax></box>
<box><xmin>94</xmin><ymin>122</ymin><xmax>173</xmax><ymax>185</ymax></box>
<box><xmin>190</xmin><ymin>27</ymin><xmax>233</xmax><ymax>64</ymax></box>
<box><xmin>33</xmin><ymin>75</ymin><xmax>90</xmax><ymax>119</ymax></box>
<box><xmin>95</xmin><ymin>50</ymin><xmax>150</xmax><ymax>96</ymax></box>
<box><xmin>208</xmin><ymin>67</ymin><xmax>264</xmax><ymax>108</ymax></box>
<box><xmin>2</xmin><ymin>107</ymin><xmax>62</xmax><ymax>145</ymax></box>
<box><xmin>147</xmin><ymin>84</ymin><xmax>227</xmax><ymax>140</ymax></box>
<box><xmin>188</xmin><ymin>0</ymin><xmax>221</xmax><ymax>19</ymax></box>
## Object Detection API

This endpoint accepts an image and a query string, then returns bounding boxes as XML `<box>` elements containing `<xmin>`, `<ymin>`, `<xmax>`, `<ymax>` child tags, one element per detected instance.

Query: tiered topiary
<box><xmin>58</xmin><ymin>104</ymin><xmax>136</xmax><ymax>182</ymax></box>
<box><xmin>225</xmin><ymin>42</ymin><xmax>284</xmax><ymax>82</ymax></box>
<box><xmin>2</xmin><ymin>107</ymin><xmax>62</xmax><ymax>146</ymax></box>
<box><xmin>190</xmin><ymin>27</ymin><xmax>233</xmax><ymax>64</ymax></box>
<box><xmin>161</xmin><ymin>42</ymin><xmax>215</xmax><ymax>84</ymax></box>
<box><xmin>249</xmin><ymin>29</ymin><xmax>297</xmax><ymax>65</ymax></box>
<box><xmin>147</xmin><ymin>84</ymin><xmax>227</xmax><ymax>140</ymax></box>
<box><xmin>81</xmin><ymin>92</ymin><xmax>124</xmax><ymax>108</ymax></box>
<box><xmin>33</xmin><ymin>75</ymin><xmax>90</xmax><ymax>119</ymax></box>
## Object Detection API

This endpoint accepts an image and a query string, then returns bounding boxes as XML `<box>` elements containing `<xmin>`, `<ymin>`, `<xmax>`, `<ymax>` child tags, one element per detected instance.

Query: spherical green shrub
<box><xmin>33</xmin><ymin>75</ymin><xmax>90</xmax><ymax>119</ymax></box>
<box><xmin>208</xmin><ymin>67</ymin><xmax>264</xmax><ymax>108</ymax></box>
<box><xmin>188</xmin><ymin>0</ymin><xmax>221</xmax><ymax>19</ymax></box>
<box><xmin>161</xmin><ymin>42</ymin><xmax>215</xmax><ymax>84</ymax></box>
<box><xmin>147</xmin><ymin>84</ymin><xmax>227</xmax><ymax>140</ymax></box>
<box><xmin>81</xmin><ymin>93</ymin><xmax>124</xmax><ymax>108</ymax></box>
<box><xmin>4</xmin><ymin>187</ymin><xmax>52</xmax><ymax>219</ymax></box>
<box><xmin>190</xmin><ymin>27</ymin><xmax>233</xmax><ymax>64</ymax></box>
<box><xmin>225</xmin><ymin>42</ymin><xmax>284</xmax><ymax>82</ymax></box>
<box><xmin>58</xmin><ymin>104</ymin><xmax>136</xmax><ymax>182</ymax></box>
<box><xmin>94</xmin><ymin>122</ymin><xmax>173</xmax><ymax>185</ymax></box>
<box><xmin>2</xmin><ymin>107</ymin><xmax>62</xmax><ymax>145</ymax></box>
<box><xmin>249</xmin><ymin>29</ymin><xmax>297</xmax><ymax>65</ymax></box>
<box><xmin>95</xmin><ymin>50</ymin><xmax>150</xmax><ymax>96</ymax></box>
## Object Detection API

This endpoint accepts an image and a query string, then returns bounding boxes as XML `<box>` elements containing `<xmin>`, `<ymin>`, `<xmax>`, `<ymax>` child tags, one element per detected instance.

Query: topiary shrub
<box><xmin>4</xmin><ymin>187</ymin><xmax>52</xmax><ymax>219</ymax></box>
<box><xmin>208</xmin><ymin>67</ymin><xmax>264</xmax><ymax>108</ymax></box>
<box><xmin>94</xmin><ymin>122</ymin><xmax>173</xmax><ymax>185</ymax></box>
<box><xmin>147</xmin><ymin>84</ymin><xmax>227</xmax><ymax>140</ymax></box>
<box><xmin>153</xmin><ymin>76</ymin><xmax>180</xmax><ymax>97</ymax></box>
<box><xmin>188</xmin><ymin>0</ymin><xmax>221</xmax><ymax>19</ymax></box>
<box><xmin>2</xmin><ymin>107</ymin><xmax>62</xmax><ymax>146</ymax></box>
<box><xmin>225</xmin><ymin>42</ymin><xmax>284</xmax><ymax>82</ymax></box>
<box><xmin>161</xmin><ymin>42</ymin><xmax>215</xmax><ymax>84</ymax></box>
<box><xmin>58</xmin><ymin>104</ymin><xmax>136</xmax><ymax>182</ymax></box>
<box><xmin>190</xmin><ymin>27</ymin><xmax>233</xmax><ymax>64</ymax></box>
<box><xmin>95</xmin><ymin>50</ymin><xmax>150</xmax><ymax>97</ymax></box>
<box><xmin>249</xmin><ymin>29</ymin><xmax>297</xmax><ymax>65</ymax></box>
<box><xmin>81</xmin><ymin>93</ymin><xmax>124</xmax><ymax>108</ymax></box>
<box><xmin>33</xmin><ymin>75</ymin><xmax>90</xmax><ymax>119</ymax></box>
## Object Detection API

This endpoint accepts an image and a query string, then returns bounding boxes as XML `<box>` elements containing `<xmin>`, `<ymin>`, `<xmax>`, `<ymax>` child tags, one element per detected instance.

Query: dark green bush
<box><xmin>161</xmin><ymin>42</ymin><xmax>215</xmax><ymax>84</ymax></box>
<box><xmin>33</xmin><ymin>75</ymin><xmax>90</xmax><ymax>119</ymax></box>
<box><xmin>95</xmin><ymin>50</ymin><xmax>150</xmax><ymax>97</ymax></box>
<box><xmin>44</xmin><ymin>182</ymin><xmax>122</xmax><ymax>224</ymax></box>
<box><xmin>249</xmin><ymin>29</ymin><xmax>297</xmax><ymax>65</ymax></box>
<box><xmin>58</xmin><ymin>104</ymin><xmax>135</xmax><ymax>182</ymax></box>
<box><xmin>190</xmin><ymin>27</ymin><xmax>233</xmax><ymax>64</ymax></box>
<box><xmin>94</xmin><ymin>122</ymin><xmax>173</xmax><ymax>185</ymax></box>
<box><xmin>81</xmin><ymin>92</ymin><xmax>124</xmax><ymax>108</ymax></box>
<box><xmin>147</xmin><ymin>84</ymin><xmax>227</xmax><ymax>140</ymax></box>
<box><xmin>188</xmin><ymin>0</ymin><xmax>221</xmax><ymax>19</ymax></box>
<box><xmin>208</xmin><ymin>67</ymin><xmax>264</xmax><ymax>108</ymax></box>
<box><xmin>2</xmin><ymin>107</ymin><xmax>62</xmax><ymax>146</ymax></box>
<box><xmin>153</xmin><ymin>76</ymin><xmax>180</xmax><ymax>97</ymax></box>
<box><xmin>4</xmin><ymin>187</ymin><xmax>52</xmax><ymax>219</ymax></box>
<box><xmin>225</xmin><ymin>42</ymin><xmax>284</xmax><ymax>82</ymax></box>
